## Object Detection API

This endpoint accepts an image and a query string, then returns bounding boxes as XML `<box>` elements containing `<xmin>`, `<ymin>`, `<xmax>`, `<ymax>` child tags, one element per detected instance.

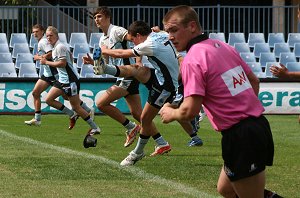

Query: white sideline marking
<box><xmin>0</xmin><ymin>129</ymin><xmax>219</xmax><ymax>198</ymax></box>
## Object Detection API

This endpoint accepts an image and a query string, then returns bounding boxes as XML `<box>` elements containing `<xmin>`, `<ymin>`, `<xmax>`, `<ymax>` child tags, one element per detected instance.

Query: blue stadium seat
<box><xmin>287</xmin><ymin>33</ymin><xmax>300</xmax><ymax>48</ymax></box>
<box><xmin>73</xmin><ymin>43</ymin><xmax>90</xmax><ymax>60</ymax></box>
<box><xmin>234</xmin><ymin>43</ymin><xmax>250</xmax><ymax>53</ymax></box>
<box><xmin>273</xmin><ymin>43</ymin><xmax>290</xmax><ymax>58</ymax></box>
<box><xmin>239</xmin><ymin>52</ymin><xmax>256</xmax><ymax>63</ymax></box>
<box><xmin>12</xmin><ymin>43</ymin><xmax>31</xmax><ymax>59</ymax></box>
<box><xmin>69</xmin><ymin>32</ymin><xmax>88</xmax><ymax>49</ymax></box>
<box><xmin>228</xmin><ymin>33</ymin><xmax>246</xmax><ymax>46</ymax></box>
<box><xmin>279</xmin><ymin>52</ymin><xmax>297</xmax><ymax>66</ymax></box>
<box><xmin>0</xmin><ymin>33</ymin><xmax>8</xmax><ymax>45</ymax></box>
<box><xmin>293</xmin><ymin>43</ymin><xmax>300</xmax><ymax>59</ymax></box>
<box><xmin>0</xmin><ymin>43</ymin><xmax>10</xmax><ymax>53</ymax></box>
<box><xmin>209</xmin><ymin>32</ymin><xmax>226</xmax><ymax>43</ymax></box>
<box><xmin>286</xmin><ymin>62</ymin><xmax>300</xmax><ymax>72</ymax></box>
<box><xmin>247</xmin><ymin>33</ymin><xmax>266</xmax><ymax>48</ymax></box>
<box><xmin>15</xmin><ymin>53</ymin><xmax>34</xmax><ymax>69</ymax></box>
<box><xmin>80</xmin><ymin>64</ymin><xmax>98</xmax><ymax>78</ymax></box>
<box><xmin>253</xmin><ymin>43</ymin><xmax>270</xmax><ymax>58</ymax></box>
<box><xmin>75</xmin><ymin>53</ymin><xmax>90</xmax><ymax>69</ymax></box>
<box><xmin>29</xmin><ymin>33</ymin><xmax>38</xmax><ymax>49</ymax></box>
<box><xmin>89</xmin><ymin>33</ymin><xmax>103</xmax><ymax>49</ymax></box>
<box><xmin>58</xmin><ymin>33</ymin><xmax>69</xmax><ymax>49</ymax></box>
<box><xmin>259</xmin><ymin>52</ymin><xmax>276</xmax><ymax>68</ymax></box>
<box><xmin>9</xmin><ymin>33</ymin><xmax>27</xmax><ymax>48</ymax></box>
<box><xmin>18</xmin><ymin>62</ymin><xmax>38</xmax><ymax>77</ymax></box>
<box><xmin>247</xmin><ymin>62</ymin><xmax>262</xmax><ymax>73</ymax></box>
<box><xmin>0</xmin><ymin>62</ymin><xmax>17</xmax><ymax>77</ymax></box>
<box><xmin>0</xmin><ymin>53</ymin><xmax>13</xmax><ymax>63</ymax></box>
<box><xmin>267</xmin><ymin>33</ymin><xmax>285</xmax><ymax>49</ymax></box>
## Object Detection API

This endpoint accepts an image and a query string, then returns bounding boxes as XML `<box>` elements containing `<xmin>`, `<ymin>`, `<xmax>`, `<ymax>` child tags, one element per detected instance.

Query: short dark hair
<box><xmin>93</xmin><ymin>6</ymin><xmax>112</xmax><ymax>19</ymax></box>
<box><xmin>128</xmin><ymin>21</ymin><xmax>151</xmax><ymax>37</ymax></box>
<box><xmin>32</xmin><ymin>24</ymin><xmax>45</xmax><ymax>31</ymax></box>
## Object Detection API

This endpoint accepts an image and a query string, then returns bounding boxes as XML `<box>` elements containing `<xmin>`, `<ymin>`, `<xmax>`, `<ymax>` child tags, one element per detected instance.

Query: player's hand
<box><xmin>270</xmin><ymin>63</ymin><xmax>289</xmax><ymax>78</ymax></box>
<box><xmin>40</xmin><ymin>56</ymin><xmax>47</xmax><ymax>64</ymax></box>
<box><xmin>82</xmin><ymin>53</ymin><xmax>94</xmax><ymax>65</ymax></box>
<box><xmin>160</xmin><ymin>105</ymin><xmax>175</xmax><ymax>124</ymax></box>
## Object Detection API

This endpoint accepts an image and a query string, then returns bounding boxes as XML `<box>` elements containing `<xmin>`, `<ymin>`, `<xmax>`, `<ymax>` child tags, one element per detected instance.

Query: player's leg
<box><xmin>178</xmin><ymin>120</ymin><xmax>203</xmax><ymax>146</ymax></box>
<box><xmin>217</xmin><ymin>167</ymin><xmax>237</xmax><ymax>198</ymax></box>
<box><xmin>25</xmin><ymin>78</ymin><xmax>50</xmax><ymax>126</ymax></box>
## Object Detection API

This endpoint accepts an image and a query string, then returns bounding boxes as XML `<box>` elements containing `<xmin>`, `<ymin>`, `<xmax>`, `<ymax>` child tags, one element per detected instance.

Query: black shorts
<box><xmin>57</xmin><ymin>81</ymin><xmax>80</xmax><ymax>97</ymax></box>
<box><xmin>40</xmin><ymin>75</ymin><xmax>58</xmax><ymax>86</ymax></box>
<box><xmin>144</xmin><ymin>69</ymin><xmax>176</xmax><ymax>109</ymax></box>
<box><xmin>221</xmin><ymin>115</ymin><xmax>274</xmax><ymax>181</ymax></box>
<box><xmin>115</xmin><ymin>77</ymin><xmax>140</xmax><ymax>96</ymax></box>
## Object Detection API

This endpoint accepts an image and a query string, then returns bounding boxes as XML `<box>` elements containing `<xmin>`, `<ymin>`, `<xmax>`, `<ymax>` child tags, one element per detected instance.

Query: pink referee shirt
<box><xmin>182</xmin><ymin>38</ymin><xmax>264</xmax><ymax>131</ymax></box>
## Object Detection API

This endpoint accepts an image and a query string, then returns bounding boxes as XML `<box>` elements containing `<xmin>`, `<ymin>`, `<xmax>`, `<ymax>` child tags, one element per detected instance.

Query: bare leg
<box><xmin>125</xmin><ymin>94</ymin><xmax>142</xmax><ymax>122</ymax></box>
<box><xmin>45</xmin><ymin>86</ymin><xmax>66</xmax><ymax>110</ymax></box>
<box><xmin>32</xmin><ymin>79</ymin><xmax>50</xmax><ymax>112</ymax></box>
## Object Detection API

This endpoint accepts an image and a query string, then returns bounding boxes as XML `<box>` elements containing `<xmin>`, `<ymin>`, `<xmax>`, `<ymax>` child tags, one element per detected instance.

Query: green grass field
<box><xmin>0</xmin><ymin>114</ymin><xmax>299</xmax><ymax>198</ymax></box>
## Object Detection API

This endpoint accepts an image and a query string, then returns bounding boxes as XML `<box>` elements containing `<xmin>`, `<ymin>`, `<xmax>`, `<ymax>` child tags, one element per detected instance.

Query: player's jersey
<box><xmin>38</xmin><ymin>36</ymin><xmax>57</xmax><ymax>78</ymax></box>
<box><xmin>52</xmin><ymin>40</ymin><xmax>79</xmax><ymax>84</ymax></box>
<box><xmin>132</xmin><ymin>32</ymin><xmax>179</xmax><ymax>92</ymax></box>
<box><xmin>99</xmin><ymin>24</ymin><xmax>135</xmax><ymax>80</ymax></box>
<box><xmin>181</xmin><ymin>35</ymin><xmax>264</xmax><ymax>131</ymax></box>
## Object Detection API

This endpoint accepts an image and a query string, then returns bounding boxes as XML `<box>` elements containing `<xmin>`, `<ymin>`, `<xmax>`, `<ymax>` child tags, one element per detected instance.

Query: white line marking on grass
<box><xmin>0</xmin><ymin>129</ymin><xmax>219</xmax><ymax>198</ymax></box>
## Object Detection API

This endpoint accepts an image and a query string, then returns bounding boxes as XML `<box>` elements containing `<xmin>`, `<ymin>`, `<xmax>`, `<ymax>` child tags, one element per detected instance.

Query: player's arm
<box><xmin>40</xmin><ymin>57</ymin><xmax>66</xmax><ymax>68</ymax></box>
<box><xmin>160</xmin><ymin>95</ymin><xmax>203</xmax><ymax>123</ymax></box>
<box><xmin>101</xmin><ymin>47</ymin><xmax>134</xmax><ymax>58</ymax></box>
<box><xmin>247</xmin><ymin>71</ymin><xmax>260</xmax><ymax>96</ymax></box>
<box><xmin>33</xmin><ymin>51</ymin><xmax>52</xmax><ymax>61</ymax></box>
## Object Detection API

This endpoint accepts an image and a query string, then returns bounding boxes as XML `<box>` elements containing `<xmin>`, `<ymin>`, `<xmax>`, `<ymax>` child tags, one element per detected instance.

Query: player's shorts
<box><xmin>57</xmin><ymin>81</ymin><xmax>80</xmax><ymax>97</ymax></box>
<box><xmin>221</xmin><ymin>115</ymin><xmax>274</xmax><ymax>181</ymax></box>
<box><xmin>144</xmin><ymin>69</ymin><xmax>176</xmax><ymax>109</ymax></box>
<box><xmin>40</xmin><ymin>75</ymin><xmax>58</xmax><ymax>86</ymax></box>
<box><xmin>115</xmin><ymin>77</ymin><xmax>140</xmax><ymax>96</ymax></box>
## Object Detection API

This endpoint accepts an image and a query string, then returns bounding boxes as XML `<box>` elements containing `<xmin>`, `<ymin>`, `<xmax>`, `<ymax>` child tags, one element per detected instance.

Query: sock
<box><xmin>84</xmin><ymin>116</ymin><xmax>98</xmax><ymax>129</ymax></box>
<box><xmin>133</xmin><ymin>135</ymin><xmax>150</xmax><ymax>154</ymax></box>
<box><xmin>105</xmin><ymin>64</ymin><xmax>118</xmax><ymax>76</ymax></box>
<box><xmin>60</xmin><ymin>105</ymin><xmax>74</xmax><ymax>117</ymax></box>
<box><xmin>153</xmin><ymin>133</ymin><xmax>167</xmax><ymax>146</ymax></box>
<box><xmin>35</xmin><ymin>111</ymin><xmax>41</xmax><ymax>121</ymax></box>
<box><xmin>80</xmin><ymin>101</ymin><xmax>91</xmax><ymax>113</ymax></box>
<box><xmin>124</xmin><ymin>120</ymin><xmax>136</xmax><ymax>132</ymax></box>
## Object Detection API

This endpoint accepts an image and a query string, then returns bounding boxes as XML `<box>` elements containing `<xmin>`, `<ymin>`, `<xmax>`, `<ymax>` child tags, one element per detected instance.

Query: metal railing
<box><xmin>0</xmin><ymin>4</ymin><xmax>298</xmax><ymax>41</ymax></box>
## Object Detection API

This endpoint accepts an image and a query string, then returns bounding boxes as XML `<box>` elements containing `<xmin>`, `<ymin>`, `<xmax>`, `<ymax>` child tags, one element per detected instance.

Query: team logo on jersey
<box><xmin>221</xmin><ymin>66</ymin><xmax>252</xmax><ymax>96</ymax></box>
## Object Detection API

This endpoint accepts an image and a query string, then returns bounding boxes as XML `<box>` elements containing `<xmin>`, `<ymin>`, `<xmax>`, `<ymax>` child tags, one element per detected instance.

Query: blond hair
<box><xmin>46</xmin><ymin>26</ymin><xmax>59</xmax><ymax>37</ymax></box>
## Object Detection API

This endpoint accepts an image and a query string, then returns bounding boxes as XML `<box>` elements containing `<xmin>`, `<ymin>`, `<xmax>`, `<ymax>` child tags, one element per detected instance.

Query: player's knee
<box><xmin>217</xmin><ymin>184</ymin><xmax>236</xmax><ymax>198</ymax></box>
<box><xmin>32</xmin><ymin>90</ymin><xmax>40</xmax><ymax>99</ymax></box>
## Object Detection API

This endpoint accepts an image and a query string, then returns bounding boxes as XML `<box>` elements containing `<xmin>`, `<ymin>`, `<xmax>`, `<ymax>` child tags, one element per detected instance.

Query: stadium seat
<box><xmin>58</xmin><ymin>33</ymin><xmax>69</xmax><ymax>49</ymax></box>
<box><xmin>29</xmin><ymin>33</ymin><xmax>38</xmax><ymax>49</ymax></box>
<box><xmin>73</xmin><ymin>43</ymin><xmax>90</xmax><ymax>60</ymax></box>
<box><xmin>267</xmin><ymin>33</ymin><xmax>285</xmax><ymax>49</ymax></box>
<box><xmin>234</xmin><ymin>43</ymin><xmax>250</xmax><ymax>53</ymax></box>
<box><xmin>9</xmin><ymin>33</ymin><xmax>27</xmax><ymax>48</ymax></box>
<box><xmin>69</xmin><ymin>32</ymin><xmax>88</xmax><ymax>49</ymax></box>
<box><xmin>209</xmin><ymin>32</ymin><xmax>226</xmax><ymax>43</ymax></box>
<box><xmin>0</xmin><ymin>62</ymin><xmax>17</xmax><ymax>77</ymax></box>
<box><xmin>18</xmin><ymin>62</ymin><xmax>38</xmax><ymax>77</ymax></box>
<box><xmin>75</xmin><ymin>53</ymin><xmax>90</xmax><ymax>69</ymax></box>
<box><xmin>293</xmin><ymin>43</ymin><xmax>300</xmax><ymax>59</ymax></box>
<box><xmin>273</xmin><ymin>43</ymin><xmax>290</xmax><ymax>58</ymax></box>
<box><xmin>80</xmin><ymin>64</ymin><xmax>96</xmax><ymax>78</ymax></box>
<box><xmin>0</xmin><ymin>53</ymin><xmax>13</xmax><ymax>63</ymax></box>
<box><xmin>228</xmin><ymin>33</ymin><xmax>246</xmax><ymax>46</ymax></box>
<box><xmin>239</xmin><ymin>52</ymin><xmax>256</xmax><ymax>63</ymax></box>
<box><xmin>15</xmin><ymin>53</ymin><xmax>34</xmax><ymax>69</ymax></box>
<box><xmin>247</xmin><ymin>33</ymin><xmax>266</xmax><ymax>48</ymax></box>
<box><xmin>259</xmin><ymin>52</ymin><xmax>276</xmax><ymax>68</ymax></box>
<box><xmin>0</xmin><ymin>43</ymin><xmax>10</xmax><ymax>53</ymax></box>
<box><xmin>247</xmin><ymin>62</ymin><xmax>262</xmax><ymax>73</ymax></box>
<box><xmin>255</xmin><ymin>71</ymin><xmax>266</xmax><ymax>78</ymax></box>
<box><xmin>253</xmin><ymin>43</ymin><xmax>270</xmax><ymax>58</ymax></box>
<box><xmin>89</xmin><ymin>33</ymin><xmax>103</xmax><ymax>49</ymax></box>
<box><xmin>0</xmin><ymin>33</ymin><xmax>8</xmax><ymax>45</ymax></box>
<box><xmin>279</xmin><ymin>52</ymin><xmax>297</xmax><ymax>66</ymax></box>
<box><xmin>287</xmin><ymin>33</ymin><xmax>300</xmax><ymax>48</ymax></box>
<box><xmin>286</xmin><ymin>62</ymin><xmax>300</xmax><ymax>71</ymax></box>
<box><xmin>32</xmin><ymin>43</ymin><xmax>38</xmax><ymax>55</ymax></box>
<box><xmin>12</xmin><ymin>43</ymin><xmax>31</xmax><ymax>59</ymax></box>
